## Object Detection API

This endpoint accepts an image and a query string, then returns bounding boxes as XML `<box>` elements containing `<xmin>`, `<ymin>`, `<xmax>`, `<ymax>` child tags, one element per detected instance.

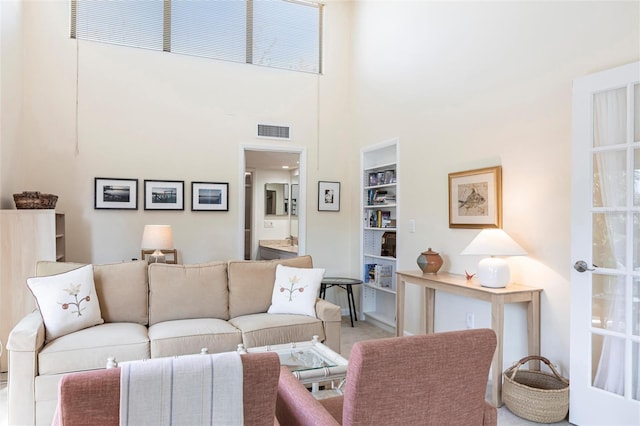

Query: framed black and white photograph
<box><xmin>318</xmin><ymin>181</ymin><xmax>340</xmax><ymax>212</ymax></box>
<box><xmin>191</xmin><ymin>182</ymin><xmax>229</xmax><ymax>211</ymax></box>
<box><xmin>144</xmin><ymin>180</ymin><xmax>184</xmax><ymax>210</ymax></box>
<box><xmin>94</xmin><ymin>177</ymin><xmax>138</xmax><ymax>210</ymax></box>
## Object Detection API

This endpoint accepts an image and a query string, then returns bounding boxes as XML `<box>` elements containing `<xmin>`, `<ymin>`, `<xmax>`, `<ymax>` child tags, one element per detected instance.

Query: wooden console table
<box><xmin>395</xmin><ymin>271</ymin><xmax>542</xmax><ymax>407</ymax></box>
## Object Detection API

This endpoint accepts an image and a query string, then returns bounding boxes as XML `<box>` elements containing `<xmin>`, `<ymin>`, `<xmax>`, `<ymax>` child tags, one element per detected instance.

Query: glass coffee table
<box><xmin>238</xmin><ymin>335</ymin><xmax>348</xmax><ymax>395</ymax></box>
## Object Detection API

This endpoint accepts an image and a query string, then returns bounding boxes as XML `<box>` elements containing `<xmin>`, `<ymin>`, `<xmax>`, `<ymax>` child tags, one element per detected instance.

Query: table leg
<box><xmin>320</xmin><ymin>284</ymin><xmax>326</xmax><ymax>299</ymax></box>
<box><xmin>345</xmin><ymin>286</ymin><xmax>355</xmax><ymax>327</ymax></box>
<box><xmin>490</xmin><ymin>296</ymin><xmax>504</xmax><ymax>407</ymax></box>
<box><xmin>527</xmin><ymin>291</ymin><xmax>541</xmax><ymax>370</ymax></box>
<box><xmin>425</xmin><ymin>287</ymin><xmax>435</xmax><ymax>334</ymax></box>
<box><xmin>346</xmin><ymin>286</ymin><xmax>357</xmax><ymax>326</ymax></box>
<box><xmin>396</xmin><ymin>278</ymin><xmax>405</xmax><ymax>337</ymax></box>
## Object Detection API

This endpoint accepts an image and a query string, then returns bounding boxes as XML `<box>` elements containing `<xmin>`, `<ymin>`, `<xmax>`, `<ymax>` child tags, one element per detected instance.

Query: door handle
<box><xmin>574</xmin><ymin>260</ymin><xmax>596</xmax><ymax>273</ymax></box>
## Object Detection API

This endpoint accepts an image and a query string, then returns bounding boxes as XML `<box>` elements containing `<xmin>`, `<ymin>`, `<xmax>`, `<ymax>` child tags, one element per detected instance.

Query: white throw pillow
<box><xmin>267</xmin><ymin>264</ymin><xmax>324</xmax><ymax>318</ymax></box>
<box><xmin>27</xmin><ymin>264</ymin><xmax>104</xmax><ymax>341</ymax></box>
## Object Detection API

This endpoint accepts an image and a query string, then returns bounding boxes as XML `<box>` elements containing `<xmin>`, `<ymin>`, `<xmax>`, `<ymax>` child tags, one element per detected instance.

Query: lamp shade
<box><xmin>460</xmin><ymin>229</ymin><xmax>526</xmax><ymax>256</ymax></box>
<box><xmin>461</xmin><ymin>229</ymin><xmax>526</xmax><ymax>288</ymax></box>
<box><xmin>141</xmin><ymin>225</ymin><xmax>174</xmax><ymax>250</ymax></box>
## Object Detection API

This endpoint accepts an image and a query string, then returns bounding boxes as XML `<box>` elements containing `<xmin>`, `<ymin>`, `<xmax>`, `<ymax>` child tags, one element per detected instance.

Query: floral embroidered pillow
<box><xmin>267</xmin><ymin>265</ymin><xmax>325</xmax><ymax>318</ymax></box>
<box><xmin>27</xmin><ymin>264</ymin><xmax>104</xmax><ymax>342</ymax></box>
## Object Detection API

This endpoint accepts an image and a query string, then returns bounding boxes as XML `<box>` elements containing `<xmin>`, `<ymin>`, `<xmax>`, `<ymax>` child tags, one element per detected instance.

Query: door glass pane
<box><xmin>634</xmin><ymin>278</ymin><xmax>640</xmax><ymax>336</ymax></box>
<box><xmin>592</xmin><ymin>334</ymin><xmax>625</xmax><ymax>396</ymax></box>
<box><xmin>635</xmin><ymin>84</ymin><xmax>640</xmax><ymax>142</ymax></box>
<box><xmin>593</xmin><ymin>212</ymin><xmax>626</xmax><ymax>269</ymax></box>
<box><xmin>594</xmin><ymin>87</ymin><xmax>627</xmax><ymax>147</ymax></box>
<box><xmin>593</xmin><ymin>151</ymin><xmax>627</xmax><ymax>208</ymax></box>
<box><xmin>635</xmin><ymin>212</ymin><xmax>640</xmax><ymax>271</ymax></box>
<box><xmin>633</xmin><ymin>341</ymin><xmax>639</xmax><ymax>401</ymax></box>
<box><xmin>635</xmin><ymin>148</ymin><xmax>640</xmax><ymax>207</ymax></box>
<box><xmin>592</xmin><ymin>274</ymin><xmax>626</xmax><ymax>331</ymax></box>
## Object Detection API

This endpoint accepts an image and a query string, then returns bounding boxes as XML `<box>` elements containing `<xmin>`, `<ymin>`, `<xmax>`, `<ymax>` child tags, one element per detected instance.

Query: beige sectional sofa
<box><xmin>7</xmin><ymin>255</ymin><xmax>341</xmax><ymax>426</ymax></box>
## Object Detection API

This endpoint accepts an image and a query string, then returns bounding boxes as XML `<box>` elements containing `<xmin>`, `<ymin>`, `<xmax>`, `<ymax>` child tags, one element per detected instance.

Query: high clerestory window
<box><xmin>70</xmin><ymin>0</ymin><xmax>323</xmax><ymax>74</ymax></box>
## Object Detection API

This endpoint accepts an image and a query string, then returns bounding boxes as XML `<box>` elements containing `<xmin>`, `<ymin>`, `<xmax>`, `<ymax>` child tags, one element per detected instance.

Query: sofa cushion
<box><xmin>27</xmin><ymin>264</ymin><xmax>104</xmax><ymax>342</ymax></box>
<box><xmin>148</xmin><ymin>261</ymin><xmax>229</xmax><ymax>326</ymax></box>
<box><xmin>94</xmin><ymin>260</ymin><xmax>149</xmax><ymax>325</ymax></box>
<box><xmin>228</xmin><ymin>256</ymin><xmax>313</xmax><ymax>319</ymax></box>
<box><xmin>268</xmin><ymin>265</ymin><xmax>325</xmax><ymax>317</ymax></box>
<box><xmin>229</xmin><ymin>313</ymin><xmax>325</xmax><ymax>348</ymax></box>
<box><xmin>36</xmin><ymin>260</ymin><xmax>149</xmax><ymax>325</ymax></box>
<box><xmin>149</xmin><ymin>318</ymin><xmax>242</xmax><ymax>358</ymax></box>
<box><xmin>38</xmin><ymin>323</ymin><xmax>149</xmax><ymax>376</ymax></box>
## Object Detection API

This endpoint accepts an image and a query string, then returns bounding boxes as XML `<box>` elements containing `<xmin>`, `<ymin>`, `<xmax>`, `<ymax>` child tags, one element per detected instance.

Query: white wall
<box><xmin>348</xmin><ymin>0</ymin><xmax>640</xmax><ymax>375</ymax></box>
<box><xmin>5</xmin><ymin>0</ymin><xmax>354</xmax><ymax>277</ymax></box>
<box><xmin>0</xmin><ymin>0</ymin><xmax>24</xmax><ymax>210</ymax></box>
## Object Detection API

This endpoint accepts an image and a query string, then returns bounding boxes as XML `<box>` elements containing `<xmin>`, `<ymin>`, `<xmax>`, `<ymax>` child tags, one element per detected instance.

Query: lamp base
<box><xmin>148</xmin><ymin>249</ymin><xmax>166</xmax><ymax>264</ymax></box>
<box><xmin>477</xmin><ymin>257</ymin><xmax>510</xmax><ymax>288</ymax></box>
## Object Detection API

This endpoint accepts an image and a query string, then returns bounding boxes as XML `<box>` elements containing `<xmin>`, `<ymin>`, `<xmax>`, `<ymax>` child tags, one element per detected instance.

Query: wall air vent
<box><xmin>257</xmin><ymin>124</ymin><xmax>291</xmax><ymax>140</ymax></box>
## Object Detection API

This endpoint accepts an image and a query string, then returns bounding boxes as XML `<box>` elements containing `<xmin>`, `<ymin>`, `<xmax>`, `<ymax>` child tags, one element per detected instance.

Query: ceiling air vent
<box><xmin>257</xmin><ymin>124</ymin><xmax>291</xmax><ymax>140</ymax></box>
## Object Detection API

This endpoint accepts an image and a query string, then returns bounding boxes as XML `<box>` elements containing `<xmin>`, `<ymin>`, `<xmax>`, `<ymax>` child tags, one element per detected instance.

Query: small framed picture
<box><xmin>448</xmin><ymin>166</ymin><xmax>502</xmax><ymax>228</ymax></box>
<box><xmin>94</xmin><ymin>177</ymin><xmax>138</xmax><ymax>210</ymax></box>
<box><xmin>318</xmin><ymin>181</ymin><xmax>340</xmax><ymax>212</ymax></box>
<box><xmin>191</xmin><ymin>182</ymin><xmax>229</xmax><ymax>211</ymax></box>
<box><xmin>144</xmin><ymin>180</ymin><xmax>184</xmax><ymax>210</ymax></box>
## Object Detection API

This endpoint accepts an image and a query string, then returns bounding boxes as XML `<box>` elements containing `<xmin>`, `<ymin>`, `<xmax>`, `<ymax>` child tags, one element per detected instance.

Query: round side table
<box><xmin>320</xmin><ymin>277</ymin><xmax>363</xmax><ymax>327</ymax></box>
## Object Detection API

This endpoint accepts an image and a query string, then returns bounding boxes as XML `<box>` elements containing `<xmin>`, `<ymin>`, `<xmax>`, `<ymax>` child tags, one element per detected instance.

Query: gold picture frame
<box><xmin>448</xmin><ymin>166</ymin><xmax>502</xmax><ymax>229</ymax></box>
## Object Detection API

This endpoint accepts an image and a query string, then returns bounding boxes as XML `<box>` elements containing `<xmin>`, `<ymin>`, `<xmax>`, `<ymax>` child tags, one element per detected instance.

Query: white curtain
<box><xmin>591</xmin><ymin>88</ymin><xmax>637</xmax><ymax>399</ymax></box>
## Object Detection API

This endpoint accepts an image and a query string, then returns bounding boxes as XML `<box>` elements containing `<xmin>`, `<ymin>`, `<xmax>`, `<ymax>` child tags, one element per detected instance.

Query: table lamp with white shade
<box><xmin>461</xmin><ymin>228</ymin><xmax>527</xmax><ymax>288</ymax></box>
<box><xmin>141</xmin><ymin>225</ymin><xmax>174</xmax><ymax>263</ymax></box>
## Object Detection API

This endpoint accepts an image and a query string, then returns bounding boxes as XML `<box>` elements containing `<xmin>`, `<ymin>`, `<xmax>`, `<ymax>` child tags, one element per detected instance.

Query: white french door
<box><xmin>571</xmin><ymin>61</ymin><xmax>640</xmax><ymax>425</ymax></box>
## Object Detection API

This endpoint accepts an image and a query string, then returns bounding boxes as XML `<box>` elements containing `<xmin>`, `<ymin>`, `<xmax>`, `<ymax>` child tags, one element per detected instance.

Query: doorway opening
<box><xmin>240</xmin><ymin>146</ymin><xmax>306</xmax><ymax>260</ymax></box>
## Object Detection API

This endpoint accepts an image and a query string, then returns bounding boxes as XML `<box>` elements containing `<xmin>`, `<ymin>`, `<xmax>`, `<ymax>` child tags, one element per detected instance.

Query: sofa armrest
<box><xmin>7</xmin><ymin>310</ymin><xmax>45</xmax><ymax>352</ymax></box>
<box><xmin>276</xmin><ymin>367</ymin><xmax>340</xmax><ymax>426</ymax></box>
<box><xmin>7</xmin><ymin>310</ymin><xmax>46</xmax><ymax>426</ymax></box>
<box><xmin>314</xmin><ymin>298</ymin><xmax>341</xmax><ymax>322</ymax></box>
<box><xmin>314</xmin><ymin>298</ymin><xmax>341</xmax><ymax>353</ymax></box>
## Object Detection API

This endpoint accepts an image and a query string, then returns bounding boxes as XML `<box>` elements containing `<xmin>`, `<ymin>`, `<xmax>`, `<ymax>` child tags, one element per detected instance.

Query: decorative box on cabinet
<box><xmin>0</xmin><ymin>210</ymin><xmax>63</xmax><ymax>372</ymax></box>
<box><xmin>360</xmin><ymin>139</ymin><xmax>399</xmax><ymax>333</ymax></box>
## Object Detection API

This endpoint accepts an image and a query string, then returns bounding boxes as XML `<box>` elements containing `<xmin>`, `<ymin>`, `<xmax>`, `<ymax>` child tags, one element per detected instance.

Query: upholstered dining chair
<box><xmin>276</xmin><ymin>328</ymin><xmax>498</xmax><ymax>426</ymax></box>
<box><xmin>52</xmin><ymin>352</ymin><xmax>280</xmax><ymax>426</ymax></box>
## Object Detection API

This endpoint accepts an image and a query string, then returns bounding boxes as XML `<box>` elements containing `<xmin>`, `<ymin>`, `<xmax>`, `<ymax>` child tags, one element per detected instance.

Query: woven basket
<box><xmin>13</xmin><ymin>191</ymin><xmax>58</xmax><ymax>209</ymax></box>
<box><xmin>503</xmin><ymin>356</ymin><xmax>569</xmax><ymax>423</ymax></box>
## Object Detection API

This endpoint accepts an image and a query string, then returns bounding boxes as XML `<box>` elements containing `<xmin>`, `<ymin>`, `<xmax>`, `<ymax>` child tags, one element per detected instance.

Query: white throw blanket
<box><xmin>119</xmin><ymin>352</ymin><xmax>244</xmax><ymax>426</ymax></box>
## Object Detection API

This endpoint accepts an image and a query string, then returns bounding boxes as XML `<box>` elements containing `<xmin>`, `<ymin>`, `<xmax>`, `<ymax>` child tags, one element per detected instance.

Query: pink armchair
<box><xmin>52</xmin><ymin>352</ymin><xmax>280</xmax><ymax>426</ymax></box>
<box><xmin>276</xmin><ymin>329</ymin><xmax>498</xmax><ymax>426</ymax></box>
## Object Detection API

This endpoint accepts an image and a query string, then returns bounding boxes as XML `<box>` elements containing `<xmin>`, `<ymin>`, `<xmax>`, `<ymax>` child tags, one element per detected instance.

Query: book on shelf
<box><xmin>364</xmin><ymin>263</ymin><xmax>377</xmax><ymax>284</ymax></box>
<box><xmin>367</xmin><ymin>210</ymin><xmax>393</xmax><ymax>228</ymax></box>
<box><xmin>374</xmin><ymin>264</ymin><xmax>393</xmax><ymax>288</ymax></box>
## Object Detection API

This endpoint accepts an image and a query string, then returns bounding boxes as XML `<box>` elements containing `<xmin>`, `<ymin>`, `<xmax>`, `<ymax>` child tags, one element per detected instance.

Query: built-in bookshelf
<box><xmin>360</xmin><ymin>139</ymin><xmax>398</xmax><ymax>332</ymax></box>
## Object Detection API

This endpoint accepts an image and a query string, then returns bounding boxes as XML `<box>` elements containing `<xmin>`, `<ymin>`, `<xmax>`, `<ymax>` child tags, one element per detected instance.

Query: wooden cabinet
<box><xmin>0</xmin><ymin>210</ymin><xmax>64</xmax><ymax>371</ymax></box>
<box><xmin>360</xmin><ymin>139</ymin><xmax>399</xmax><ymax>332</ymax></box>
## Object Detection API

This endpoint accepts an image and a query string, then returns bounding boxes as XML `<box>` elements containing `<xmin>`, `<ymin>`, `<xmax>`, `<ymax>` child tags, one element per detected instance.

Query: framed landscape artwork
<box><xmin>318</xmin><ymin>181</ymin><xmax>340</xmax><ymax>212</ymax></box>
<box><xmin>448</xmin><ymin>166</ymin><xmax>502</xmax><ymax>229</ymax></box>
<box><xmin>94</xmin><ymin>177</ymin><xmax>138</xmax><ymax>210</ymax></box>
<box><xmin>144</xmin><ymin>180</ymin><xmax>184</xmax><ymax>210</ymax></box>
<box><xmin>191</xmin><ymin>182</ymin><xmax>229</xmax><ymax>211</ymax></box>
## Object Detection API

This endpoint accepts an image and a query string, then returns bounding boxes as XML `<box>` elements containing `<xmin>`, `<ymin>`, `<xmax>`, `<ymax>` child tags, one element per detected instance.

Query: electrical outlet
<box><xmin>466</xmin><ymin>312</ymin><xmax>474</xmax><ymax>329</ymax></box>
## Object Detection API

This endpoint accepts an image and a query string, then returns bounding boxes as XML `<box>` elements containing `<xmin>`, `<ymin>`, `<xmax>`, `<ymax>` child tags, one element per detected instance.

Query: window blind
<box><xmin>71</xmin><ymin>0</ymin><xmax>323</xmax><ymax>74</ymax></box>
